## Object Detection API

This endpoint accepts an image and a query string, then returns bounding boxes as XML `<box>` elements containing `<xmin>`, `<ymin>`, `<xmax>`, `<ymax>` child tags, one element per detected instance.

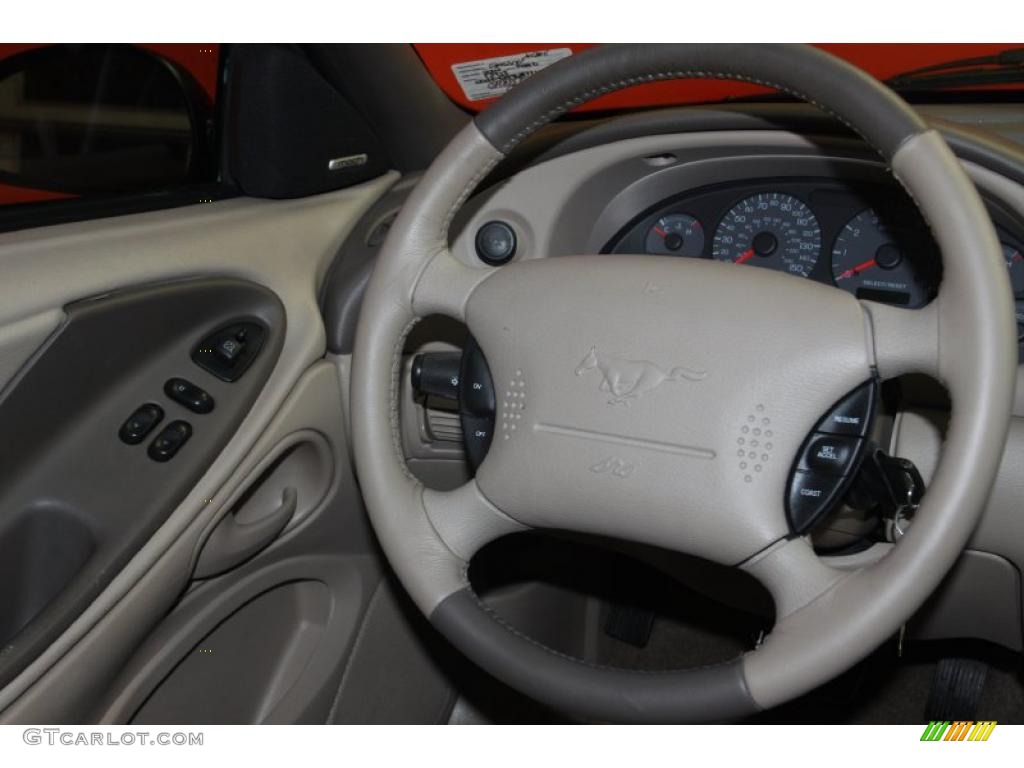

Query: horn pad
<box><xmin>465</xmin><ymin>255</ymin><xmax>872</xmax><ymax>564</ymax></box>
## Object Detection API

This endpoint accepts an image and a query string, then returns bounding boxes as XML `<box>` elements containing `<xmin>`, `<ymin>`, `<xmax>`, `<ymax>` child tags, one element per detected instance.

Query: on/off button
<box><xmin>799</xmin><ymin>434</ymin><xmax>862</xmax><ymax>475</ymax></box>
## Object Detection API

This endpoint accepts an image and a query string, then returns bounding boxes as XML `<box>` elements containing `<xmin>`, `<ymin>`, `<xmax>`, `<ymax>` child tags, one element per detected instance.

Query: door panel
<box><xmin>93</xmin><ymin>362</ymin><xmax>380</xmax><ymax>724</ymax></box>
<box><xmin>0</xmin><ymin>309</ymin><xmax>62</xmax><ymax>394</ymax></box>
<box><xmin>0</xmin><ymin>170</ymin><xmax>397</xmax><ymax>721</ymax></box>
<box><xmin>0</xmin><ymin>278</ymin><xmax>285</xmax><ymax>690</ymax></box>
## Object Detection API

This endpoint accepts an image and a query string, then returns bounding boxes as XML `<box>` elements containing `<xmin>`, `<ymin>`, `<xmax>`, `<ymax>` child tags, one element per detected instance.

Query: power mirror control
<box><xmin>193</xmin><ymin>321</ymin><xmax>266</xmax><ymax>382</ymax></box>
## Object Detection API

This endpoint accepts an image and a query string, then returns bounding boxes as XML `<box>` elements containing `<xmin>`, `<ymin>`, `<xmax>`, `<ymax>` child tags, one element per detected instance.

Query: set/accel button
<box><xmin>799</xmin><ymin>434</ymin><xmax>863</xmax><ymax>475</ymax></box>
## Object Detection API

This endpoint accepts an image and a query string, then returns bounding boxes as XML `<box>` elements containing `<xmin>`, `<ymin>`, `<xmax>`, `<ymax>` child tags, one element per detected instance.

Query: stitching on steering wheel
<box><xmin>389</xmin><ymin>315</ymin><xmax>422</xmax><ymax>483</ymax></box>
<box><xmin>442</xmin><ymin>152</ymin><xmax>503</xmax><ymax>237</ymax></box>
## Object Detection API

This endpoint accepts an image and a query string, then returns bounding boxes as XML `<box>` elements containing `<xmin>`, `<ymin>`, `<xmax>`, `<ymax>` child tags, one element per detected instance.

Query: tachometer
<box><xmin>712</xmin><ymin>192</ymin><xmax>821</xmax><ymax>277</ymax></box>
<box><xmin>832</xmin><ymin>208</ymin><xmax>935</xmax><ymax>308</ymax></box>
<box><xmin>645</xmin><ymin>213</ymin><xmax>705</xmax><ymax>256</ymax></box>
<box><xmin>1004</xmin><ymin>242</ymin><xmax>1024</xmax><ymax>295</ymax></box>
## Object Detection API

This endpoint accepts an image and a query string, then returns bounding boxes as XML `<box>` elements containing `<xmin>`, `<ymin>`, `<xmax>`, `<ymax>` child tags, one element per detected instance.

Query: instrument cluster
<box><xmin>606</xmin><ymin>178</ymin><xmax>1024</xmax><ymax>318</ymax></box>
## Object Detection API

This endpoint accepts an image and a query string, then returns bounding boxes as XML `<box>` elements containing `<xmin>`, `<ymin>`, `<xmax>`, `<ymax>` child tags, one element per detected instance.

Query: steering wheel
<box><xmin>350</xmin><ymin>44</ymin><xmax>1017</xmax><ymax>722</ymax></box>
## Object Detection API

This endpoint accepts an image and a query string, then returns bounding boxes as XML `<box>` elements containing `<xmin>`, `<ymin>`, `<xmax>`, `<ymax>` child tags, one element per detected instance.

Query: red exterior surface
<box><xmin>414</xmin><ymin>43</ymin><xmax>1021</xmax><ymax>111</ymax></box>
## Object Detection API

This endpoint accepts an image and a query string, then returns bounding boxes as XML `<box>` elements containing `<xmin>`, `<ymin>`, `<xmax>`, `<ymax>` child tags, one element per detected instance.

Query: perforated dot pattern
<box><xmin>501</xmin><ymin>369</ymin><xmax>527</xmax><ymax>440</ymax></box>
<box><xmin>736</xmin><ymin>404</ymin><xmax>773</xmax><ymax>482</ymax></box>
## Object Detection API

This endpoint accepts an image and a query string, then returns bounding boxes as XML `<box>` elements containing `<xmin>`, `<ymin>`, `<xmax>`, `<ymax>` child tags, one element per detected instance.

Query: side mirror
<box><xmin>0</xmin><ymin>44</ymin><xmax>214</xmax><ymax>197</ymax></box>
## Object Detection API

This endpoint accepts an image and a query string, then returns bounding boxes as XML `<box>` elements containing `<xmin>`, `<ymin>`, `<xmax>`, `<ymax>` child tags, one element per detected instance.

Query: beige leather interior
<box><xmin>3</xmin><ymin>49</ymin><xmax>1024</xmax><ymax>724</ymax></box>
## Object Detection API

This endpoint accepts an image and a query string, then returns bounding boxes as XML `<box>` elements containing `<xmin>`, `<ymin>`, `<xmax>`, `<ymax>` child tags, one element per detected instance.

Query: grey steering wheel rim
<box><xmin>350</xmin><ymin>44</ymin><xmax>1017</xmax><ymax>722</ymax></box>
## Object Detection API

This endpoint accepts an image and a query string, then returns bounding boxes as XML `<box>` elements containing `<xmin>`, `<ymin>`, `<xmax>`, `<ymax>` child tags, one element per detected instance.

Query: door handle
<box><xmin>194</xmin><ymin>486</ymin><xmax>297</xmax><ymax>579</ymax></box>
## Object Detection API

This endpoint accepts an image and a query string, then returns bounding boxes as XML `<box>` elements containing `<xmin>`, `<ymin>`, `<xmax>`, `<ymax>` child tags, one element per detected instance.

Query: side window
<box><xmin>0</xmin><ymin>44</ymin><xmax>220</xmax><ymax>209</ymax></box>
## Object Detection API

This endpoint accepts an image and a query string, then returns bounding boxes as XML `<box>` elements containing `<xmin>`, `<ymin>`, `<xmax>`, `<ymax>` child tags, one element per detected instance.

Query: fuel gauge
<box><xmin>1016</xmin><ymin>299</ymin><xmax>1024</xmax><ymax>363</ymax></box>
<box><xmin>645</xmin><ymin>213</ymin><xmax>705</xmax><ymax>257</ymax></box>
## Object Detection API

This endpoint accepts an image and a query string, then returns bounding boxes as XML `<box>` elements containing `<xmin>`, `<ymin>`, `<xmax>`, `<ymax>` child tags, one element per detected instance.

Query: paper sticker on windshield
<box><xmin>451</xmin><ymin>48</ymin><xmax>572</xmax><ymax>102</ymax></box>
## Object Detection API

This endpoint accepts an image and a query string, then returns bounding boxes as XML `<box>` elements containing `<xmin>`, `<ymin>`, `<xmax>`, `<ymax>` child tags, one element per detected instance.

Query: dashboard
<box><xmin>605</xmin><ymin>177</ymin><xmax>1024</xmax><ymax>321</ymax></box>
<box><xmin>445</xmin><ymin>128</ymin><xmax>1024</xmax><ymax>369</ymax></box>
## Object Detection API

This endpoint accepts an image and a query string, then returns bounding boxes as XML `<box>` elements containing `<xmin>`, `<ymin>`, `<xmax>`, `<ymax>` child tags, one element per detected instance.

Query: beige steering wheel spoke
<box><xmin>412</xmin><ymin>247</ymin><xmax>495</xmax><ymax>320</ymax></box>
<box><xmin>422</xmin><ymin>479</ymin><xmax>528</xmax><ymax>561</ymax></box>
<box><xmin>741</xmin><ymin>537</ymin><xmax>846</xmax><ymax>620</ymax></box>
<box><xmin>863</xmin><ymin>299</ymin><xmax>940</xmax><ymax>380</ymax></box>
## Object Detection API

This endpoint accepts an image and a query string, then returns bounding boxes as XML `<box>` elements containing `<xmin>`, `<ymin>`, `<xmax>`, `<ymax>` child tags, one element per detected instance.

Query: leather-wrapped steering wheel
<box><xmin>350</xmin><ymin>44</ymin><xmax>1017</xmax><ymax>722</ymax></box>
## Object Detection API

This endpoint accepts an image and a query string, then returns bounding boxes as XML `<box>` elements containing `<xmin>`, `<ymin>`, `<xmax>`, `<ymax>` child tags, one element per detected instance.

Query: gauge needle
<box><xmin>735</xmin><ymin>248</ymin><xmax>756</xmax><ymax>265</ymax></box>
<box><xmin>653</xmin><ymin>226</ymin><xmax>668</xmax><ymax>238</ymax></box>
<box><xmin>837</xmin><ymin>258</ymin><xmax>878</xmax><ymax>280</ymax></box>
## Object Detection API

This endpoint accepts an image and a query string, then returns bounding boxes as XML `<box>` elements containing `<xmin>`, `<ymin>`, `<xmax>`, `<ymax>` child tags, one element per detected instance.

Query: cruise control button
<box><xmin>819</xmin><ymin>381</ymin><xmax>876</xmax><ymax>436</ymax></box>
<box><xmin>787</xmin><ymin>470</ymin><xmax>845</xmax><ymax>533</ymax></box>
<box><xmin>148</xmin><ymin>420</ymin><xmax>192</xmax><ymax>462</ymax></box>
<box><xmin>119</xmin><ymin>403</ymin><xmax>164</xmax><ymax>445</ymax></box>
<box><xmin>461</xmin><ymin>413</ymin><xmax>494</xmax><ymax>471</ymax></box>
<box><xmin>460</xmin><ymin>337</ymin><xmax>495</xmax><ymax>416</ymax></box>
<box><xmin>165</xmin><ymin>378</ymin><xmax>215</xmax><ymax>414</ymax></box>
<box><xmin>800</xmin><ymin>434</ymin><xmax>862</xmax><ymax>475</ymax></box>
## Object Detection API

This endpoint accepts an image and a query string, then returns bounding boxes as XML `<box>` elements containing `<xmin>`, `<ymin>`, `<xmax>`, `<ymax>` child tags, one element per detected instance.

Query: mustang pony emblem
<box><xmin>574</xmin><ymin>346</ymin><xmax>707</xmax><ymax>405</ymax></box>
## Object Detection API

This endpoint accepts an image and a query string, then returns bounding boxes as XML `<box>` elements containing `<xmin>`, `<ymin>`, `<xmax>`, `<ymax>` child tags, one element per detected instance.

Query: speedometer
<box><xmin>712</xmin><ymin>192</ymin><xmax>821</xmax><ymax>277</ymax></box>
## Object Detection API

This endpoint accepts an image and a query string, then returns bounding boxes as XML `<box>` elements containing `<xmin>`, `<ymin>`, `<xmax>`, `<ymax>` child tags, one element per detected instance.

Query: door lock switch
<box><xmin>165</xmin><ymin>378</ymin><xmax>214</xmax><ymax>414</ymax></box>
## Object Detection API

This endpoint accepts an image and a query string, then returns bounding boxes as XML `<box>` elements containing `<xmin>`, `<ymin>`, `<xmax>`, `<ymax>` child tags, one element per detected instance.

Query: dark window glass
<box><xmin>0</xmin><ymin>44</ymin><xmax>219</xmax><ymax>208</ymax></box>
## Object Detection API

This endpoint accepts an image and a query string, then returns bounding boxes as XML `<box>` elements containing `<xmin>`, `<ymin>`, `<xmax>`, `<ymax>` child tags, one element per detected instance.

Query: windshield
<box><xmin>414</xmin><ymin>44</ymin><xmax>1024</xmax><ymax>111</ymax></box>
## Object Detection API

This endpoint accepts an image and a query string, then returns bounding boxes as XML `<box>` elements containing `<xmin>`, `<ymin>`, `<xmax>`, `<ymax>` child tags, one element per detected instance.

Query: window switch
<box><xmin>148</xmin><ymin>421</ymin><xmax>192</xmax><ymax>462</ymax></box>
<box><xmin>119</xmin><ymin>403</ymin><xmax>164</xmax><ymax>445</ymax></box>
